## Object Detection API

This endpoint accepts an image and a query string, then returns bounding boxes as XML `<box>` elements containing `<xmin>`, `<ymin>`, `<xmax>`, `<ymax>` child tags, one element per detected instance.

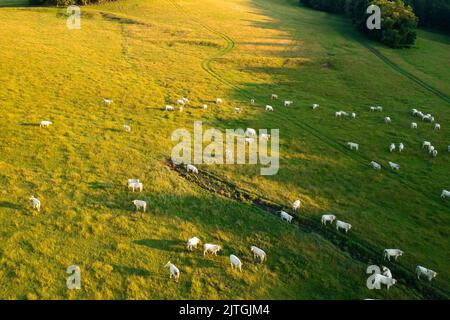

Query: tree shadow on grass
<box><xmin>112</xmin><ymin>265</ymin><xmax>151</xmax><ymax>277</ymax></box>
<box><xmin>134</xmin><ymin>239</ymin><xmax>184</xmax><ymax>253</ymax></box>
<box><xmin>0</xmin><ymin>201</ymin><xmax>23</xmax><ymax>210</ymax></box>
<box><xmin>20</xmin><ymin>122</ymin><xmax>39</xmax><ymax>127</ymax></box>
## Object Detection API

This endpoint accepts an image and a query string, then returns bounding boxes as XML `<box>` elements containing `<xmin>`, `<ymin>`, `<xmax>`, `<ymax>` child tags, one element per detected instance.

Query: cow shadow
<box><xmin>20</xmin><ymin>122</ymin><xmax>39</xmax><ymax>127</ymax></box>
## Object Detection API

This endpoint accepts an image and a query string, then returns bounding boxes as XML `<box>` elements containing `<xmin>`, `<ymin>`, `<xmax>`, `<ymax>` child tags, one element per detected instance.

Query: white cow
<box><xmin>179</xmin><ymin>106</ymin><xmax>183</xmax><ymax>112</ymax></box>
<box><xmin>250</xmin><ymin>99</ymin><xmax>255</xmax><ymax>105</ymax></box>
<box><xmin>336</xmin><ymin>220</ymin><xmax>352</xmax><ymax>233</ymax></box>
<box><xmin>177</xmin><ymin>99</ymin><xmax>185</xmax><ymax>106</ymax></box>
<box><xmin>40</xmin><ymin>121</ymin><xmax>53</xmax><ymax>128</ymax></box>
<box><xmin>434</xmin><ymin>123</ymin><xmax>440</xmax><ymax>131</ymax></box>
<box><xmin>373</xmin><ymin>274</ymin><xmax>397</xmax><ymax>290</ymax></box>
<box><xmin>284</xmin><ymin>100</ymin><xmax>293</xmax><ymax>107</ymax></box>
<box><xmin>321</xmin><ymin>214</ymin><xmax>336</xmax><ymax>226</ymax></box>
<box><xmin>103</xmin><ymin>99</ymin><xmax>113</xmax><ymax>105</ymax></box>
<box><xmin>382</xmin><ymin>266</ymin><xmax>392</xmax><ymax>278</ymax></box>
<box><xmin>203</xmin><ymin>243</ymin><xmax>221</xmax><ymax>256</ymax></box>
<box><xmin>216</xmin><ymin>98</ymin><xmax>223</xmax><ymax>104</ymax></box>
<box><xmin>384</xmin><ymin>117</ymin><xmax>391</xmax><ymax>123</ymax></box>
<box><xmin>265</xmin><ymin>105</ymin><xmax>274</xmax><ymax>111</ymax></box>
<box><xmin>416</xmin><ymin>111</ymin><xmax>424</xmax><ymax>118</ymax></box>
<box><xmin>203</xmin><ymin>104</ymin><xmax>208</xmax><ymax>109</ymax></box>
<box><xmin>250</xmin><ymin>246</ymin><xmax>266</xmax><ymax>263</ymax></box>
<box><xmin>416</xmin><ymin>266</ymin><xmax>437</xmax><ymax>281</ymax></box>
<box><xmin>312</xmin><ymin>104</ymin><xmax>319</xmax><ymax>110</ymax></box>
<box><xmin>432</xmin><ymin>149</ymin><xmax>438</xmax><ymax>157</ymax></box>
<box><xmin>123</xmin><ymin>125</ymin><xmax>131</xmax><ymax>133</ymax></box>
<box><xmin>165</xmin><ymin>261</ymin><xmax>180</xmax><ymax>282</ymax></box>
<box><xmin>128</xmin><ymin>181</ymin><xmax>143</xmax><ymax>192</ymax></box>
<box><xmin>292</xmin><ymin>200</ymin><xmax>301</xmax><ymax>211</ymax></box>
<box><xmin>347</xmin><ymin>142</ymin><xmax>359</xmax><ymax>151</ymax></box>
<box><xmin>165</xmin><ymin>105</ymin><xmax>174</xmax><ymax>111</ymax></box>
<box><xmin>279</xmin><ymin>210</ymin><xmax>293</xmax><ymax>223</ymax></box>
<box><xmin>398</xmin><ymin>143</ymin><xmax>404</xmax><ymax>152</ymax></box>
<box><xmin>230</xmin><ymin>255</ymin><xmax>242</xmax><ymax>272</ymax></box>
<box><xmin>351</xmin><ymin>112</ymin><xmax>356</xmax><ymax>119</ymax></box>
<box><xmin>187</xmin><ymin>164</ymin><xmax>198</xmax><ymax>174</ymax></box>
<box><xmin>186</xmin><ymin>237</ymin><xmax>200</xmax><ymax>251</ymax></box>
<box><xmin>376</xmin><ymin>106</ymin><xmax>383</xmax><ymax>112</ymax></box>
<box><xmin>132</xmin><ymin>200</ymin><xmax>147</xmax><ymax>212</ymax></box>
<box><xmin>389</xmin><ymin>143</ymin><xmax>396</xmax><ymax>152</ymax></box>
<box><xmin>182</xmin><ymin>97</ymin><xmax>189</xmax><ymax>104</ymax></box>
<box><xmin>411</xmin><ymin>108</ymin><xmax>418</xmax><ymax>116</ymax></box>
<box><xmin>422</xmin><ymin>141</ymin><xmax>431</xmax><ymax>149</ymax></box>
<box><xmin>271</xmin><ymin>94</ymin><xmax>278</xmax><ymax>100</ymax></box>
<box><xmin>369</xmin><ymin>106</ymin><xmax>376</xmax><ymax>112</ymax></box>
<box><xmin>335</xmin><ymin>111</ymin><xmax>343</xmax><ymax>118</ymax></box>
<box><xmin>245</xmin><ymin>128</ymin><xmax>257</xmax><ymax>137</ymax></box>
<box><xmin>370</xmin><ymin>161</ymin><xmax>381</xmax><ymax>170</ymax></box>
<box><xmin>441</xmin><ymin>190</ymin><xmax>450</xmax><ymax>199</ymax></box>
<box><xmin>411</xmin><ymin>122</ymin><xmax>417</xmax><ymax>129</ymax></box>
<box><xmin>235</xmin><ymin>107</ymin><xmax>241</xmax><ymax>113</ymax></box>
<box><xmin>388</xmin><ymin>161</ymin><xmax>400</xmax><ymax>170</ymax></box>
<box><xmin>383</xmin><ymin>249</ymin><xmax>403</xmax><ymax>261</ymax></box>
<box><xmin>428</xmin><ymin>145</ymin><xmax>435</xmax><ymax>154</ymax></box>
<box><xmin>30</xmin><ymin>196</ymin><xmax>41</xmax><ymax>212</ymax></box>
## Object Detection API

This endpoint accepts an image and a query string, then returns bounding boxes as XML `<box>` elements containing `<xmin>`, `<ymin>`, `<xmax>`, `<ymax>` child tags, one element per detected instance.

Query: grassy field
<box><xmin>0</xmin><ymin>0</ymin><xmax>448</xmax><ymax>299</ymax></box>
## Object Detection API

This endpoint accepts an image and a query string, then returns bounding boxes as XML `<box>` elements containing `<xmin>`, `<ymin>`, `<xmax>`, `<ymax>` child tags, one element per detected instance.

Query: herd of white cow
<box><xmin>31</xmin><ymin>95</ymin><xmax>447</xmax><ymax>292</ymax></box>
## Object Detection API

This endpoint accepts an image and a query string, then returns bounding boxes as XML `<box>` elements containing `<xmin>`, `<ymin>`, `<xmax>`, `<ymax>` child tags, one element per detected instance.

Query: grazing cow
<box><xmin>398</xmin><ymin>143</ymin><xmax>404</xmax><ymax>152</ymax></box>
<box><xmin>389</xmin><ymin>143</ymin><xmax>396</xmax><ymax>153</ymax></box>
<box><xmin>235</xmin><ymin>107</ymin><xmax>241</xmax><ymax>113</ymax></box>
<box><xmin>132</xmin><ymin>200</ymin><xmax>147</xmax><ymax>212</ymax></box>
<box><xmin>128</xmin><ymin>182</ymin><xmax>143</xmax><ymax>192</ymax></box>
<box><xmin>321</xmin><ymin>214</ymin><xmax>336</xmax><ymax>226</ymax></box>
<box><xmin>128</xmin><ymin>179</ymin><xmax>140</xmax><ymax>185</ymax></box>
<box><xmin>250</xmin><ymin>99</ymin><xmax>255</xmax><ymax>105</ymax></box>
<box><xmin>388</xmin><ymin>161</ymin><xmax>400</xmax><ymax>170</ymax></box>
<box><xmin>265</xmin><ymin>105</ymin><xmax>274</xmax><ymax>111</ymax></box>
<box><xmin>370</xmin><ymin>161</ymin><xmax>381</xmax><ymax>170</ymax></box>
<box><xmin>375</xmin><ymin>106</ymin><xmax>383</xmax><ymax>112</ymax></box>
<box><xmin>340</xmin><ymin>111</ymin><xmax>349</xmax><ymax>117</ymax></box>
<box><xmin>373</xmin><ymin>274</ymin><xmax>397</xmax><ymax>290</ymax></box>
<box><xmin>422</xmin><ymin>141</ymin><xmax>431</xmax><ymax>149</ymax></box>
<box><xmin>177</xmin><ymin>99</ymin><xmax>185</xmax><ymax>106</ymax></box>
<box><xmin>182</xmin><ymin>97</ymin><xmax>189</xmax><ymax>104</ymax></box>
<box><xmin>30</xmin><ymin>196</ymin><xmax>41</xmax><ymax>212</ymax></box>
<box><xmin>40</xmin><ymin>120</ymin><xmax>53</xmax><ymax>128</ymax></box>
<box><xmin>179</xmin><ymin>106</ymin><xmax>183</xmax><ymax>112</ymax></box>
<box><xmin>434</xmin><ymin>123</ymin><xmax>441</xmax><ymax>131</ymax></box>
<box><xmin>416</xmin><ymin>111</ymin><xmax>424</xmax><ymax>118</ymax></box>
<box><xmin>416</xmin><ymin>266</ymin><xmax>437</xmax><ymax>281</ymax></box>
<box><xmin>441</xmin><ymin>190</ymin><xmax>450</xmax><ymax>199</ymax></box>
<box><xmin>124</xmin><ymin>125</ymin><xmax>131</xmax><ymax>133</ymax></box>
<box><xmin>384</xmin><ymin>117</ymin><xmax>391</xmax><ymax>124</ymax></box>
<box><xmin>284</xmin><ymin>100</ymin><xmax>293</xmax><ymax>107</ymax></box>
<box><xmin>271</xmin><ymin>94</ymin><xmax>278</xmax><ymax>100</ymax></box>
<box><xmin>279</xmin><ymin>210</ymin><xmax>293</xmax><ymax>223</ymax></box>
<box><xmin>203</xmin><ymin>243</ymin><xmax>221</xmax><ymax>256</ymax></box>
<box><xmin>432</xmin><ymin>149</ymin><xmax>438</xmax><ymax>157</ymax></box>
<box><xmin>216</xmin><ymin>98</ymin><xmax>223</xmax><ymax>104</ymax></box>
<box><xmin>187</xmin><ymin>237</ymin><xmax>200</xmax><ymax>251</ymax></box>
<box><xmin>382</xmin><ymin>266</ymin><xmax>392</xmax><ymax>278</ymax></box>
<box><xmin>103</xmin><ymin>99</ymin><xmax>113</xmax><ymax>106</ymax></box>
<box><xmin>383</xmin><ymin>249</ymin><xmax>403</xmax><ymax>261</ymax></box>
<box><xmin>165</xmin><ymin>105</ymin><xmax>174</xmax><ymax>111</ymax></box>
<box><xmin>411</xmin><ymin>108</ymin><xmax>418</xmax><ymax>116</ymax></box>
<box><xmin>203</xmin><ymin>104</ymin><xmax>208</xmax><ymax>109</ymax></box>
<box><xmin>335</xmin><ymin>111</ymin><xmax>343</xmax><ymax>118</ymax></box>
<box><xmin>292</xmin><ymin>200</ymin><xmax>301</xmax><ymax>211</ymax></box>
<box><xmin>347</xmin><ymin>142</ymin><xmax>359</xmax><ymax>151</ymax></box>
<box><xmin>336</xmin><ymin>220</ymin><xmax>352</xmax><ymax>233</ymax></box>
<box><xmin>369</xmin><ymin>106</ymin><xmax>376</xmax><ymax>112</ymax></box>
<box><xmin>312</xmin><ymin>104</ymin><xmax>319</xmax><ymax>110</ymax></box>
<box><xmin>411</xmin><ymin>122</ymin><xmax>417</xmax><ymax>129</ymax></box>
<box><xmin>245</xmin><ymin>128</ymin><xmax>257</xmax><ymax>137</ymax></box>
<box><xmin>351</xmin><ymin>112</ymin><xmax>356</xmax><ymax>119</ymax></box>
<box><xmin>187</xmin><ymin>164</ymin><xmax>198</xmax><ymax>174</ymax></box>
<box><xmin>165</xmin><ymin>261</ymin><xmax>180</xmax><ymax>283</ymax></box>
<box><xmin>230</xmin><ymin>255</ymin><xmax>242</xmax><ymax>272</ymax></box>
<box><xmin>428</xmin><ymin>145</ymin><xmax>435</xmax><ymax>154</ymax></box>
<box><xmin>250</xmin><ymin>246</ymin><xmax>266</xmax><ymax>263</ymax></box>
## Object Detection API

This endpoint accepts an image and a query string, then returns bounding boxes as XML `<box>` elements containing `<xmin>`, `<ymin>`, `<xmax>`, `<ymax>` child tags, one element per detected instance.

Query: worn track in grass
<box><xmin>168</xmin><ymin>160</ymin><xmax>449</xmax><ymax>299</ymax></box>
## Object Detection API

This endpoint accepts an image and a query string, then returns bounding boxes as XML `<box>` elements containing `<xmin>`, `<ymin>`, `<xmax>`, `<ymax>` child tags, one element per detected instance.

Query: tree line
<box><xmin>300</xmin><ymin>0</ymin><xmax>450</xmax><ymax>47</ymax></box>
